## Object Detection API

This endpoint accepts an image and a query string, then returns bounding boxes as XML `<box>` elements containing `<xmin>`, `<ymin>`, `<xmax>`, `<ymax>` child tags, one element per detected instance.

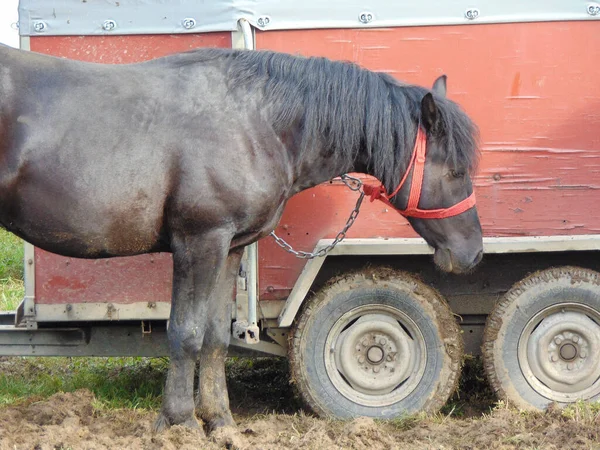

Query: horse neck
<box><xmin>287</xmin><ymin>125</ymin><xmax>415</xmax><ymax>197</ymax></box>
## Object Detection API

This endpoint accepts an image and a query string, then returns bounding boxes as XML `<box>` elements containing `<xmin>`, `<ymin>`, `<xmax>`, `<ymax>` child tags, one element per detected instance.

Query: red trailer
<box><xmin>2</xmin><ymin>0</ymin><xmax>600</xmax><ymax>417</ymax></box>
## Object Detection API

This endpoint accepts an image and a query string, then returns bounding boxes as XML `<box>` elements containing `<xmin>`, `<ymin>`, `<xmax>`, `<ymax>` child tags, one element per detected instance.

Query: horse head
<box><xmin>399</xmin><ymin>76</ymin><xmax>483</xmax><ymax>274</ymax></box>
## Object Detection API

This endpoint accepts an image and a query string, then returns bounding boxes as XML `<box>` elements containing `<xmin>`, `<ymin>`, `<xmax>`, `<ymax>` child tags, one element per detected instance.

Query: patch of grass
<box><xmin>562</xmin><ymin>400</ymin><xmax>600</xmax><ymax>424</ymax></box>
<box><xmin>0</xmin><ymin>277</ymin><xmax>24</xmax><ymax>311</ymax></box>
<box><xmin>226</xmin><ymin>357</ymin><xmax>302</xmax><ymax>415</ymax></box>
<box><xmin>384</xmin><ymin>412</ymin><xmax>426</xmax><ymax>431</ymax></box>
<box><xmin>440</xmin><ymin>355</ymin><xmax>497</xmax><ymax>418</ymax></box>
<box><xmin>0</xmin><ymin>357</ymin><xmax>167</xmax><ymax>410</ymax></box>
<box><xmin>0</xmin><ymin>229</ymin><xmax>24</xmax><ymax>311</ymax></box>
<box><xmin>0</xmin><ymin>229</ymin><xmax>24</xmax><ymax>280</ymax></box>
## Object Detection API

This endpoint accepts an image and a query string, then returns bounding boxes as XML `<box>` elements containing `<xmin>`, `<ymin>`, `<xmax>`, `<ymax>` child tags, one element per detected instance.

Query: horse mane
<box><xmin>161</xmin><ymin>48</ymin><xmax>479</xmax><ymax>190</ymax></box>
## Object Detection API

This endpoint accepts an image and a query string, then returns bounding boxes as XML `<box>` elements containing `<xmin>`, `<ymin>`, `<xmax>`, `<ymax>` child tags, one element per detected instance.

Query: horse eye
<box><xmin>450</xmin><ymin>170</ymin><xmax>465</xmax><ymax>179</ymax></box>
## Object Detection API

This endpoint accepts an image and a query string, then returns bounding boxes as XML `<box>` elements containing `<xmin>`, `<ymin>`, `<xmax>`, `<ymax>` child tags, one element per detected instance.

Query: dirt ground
<box><xmin>1</xmin><ymin>358</ymin><xmax>600</xmax><ymax>450</ymax></box>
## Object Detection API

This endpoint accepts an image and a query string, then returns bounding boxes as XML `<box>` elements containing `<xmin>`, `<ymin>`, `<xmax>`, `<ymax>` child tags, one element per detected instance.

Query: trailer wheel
<box><xmin>289</xmin><ymin>268</ymin><xmax>462</xmax><ymax>418</ymax></box>
<box><xmin>483</xmin><ymin>266</ymin><xmax>600</xmax><ymax>410</ymax></box>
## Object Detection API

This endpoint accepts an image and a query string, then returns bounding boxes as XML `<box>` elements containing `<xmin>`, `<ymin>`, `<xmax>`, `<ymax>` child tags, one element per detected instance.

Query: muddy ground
<box><xmin>1</xmin><ymin>357</ymin><xmax>600</xmax><ymax>450</ymax></box>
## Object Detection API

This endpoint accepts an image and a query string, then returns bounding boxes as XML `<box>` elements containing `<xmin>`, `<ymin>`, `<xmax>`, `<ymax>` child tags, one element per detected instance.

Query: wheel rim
<box><xmin>324</xmin><ymin>304</ymin><xmax>427</xmax><ymax>407</ymax></box>
<box><xmin>518</xmin><ymin>303</ymin><xmax>600</xmax><ymax>403</ymax></box>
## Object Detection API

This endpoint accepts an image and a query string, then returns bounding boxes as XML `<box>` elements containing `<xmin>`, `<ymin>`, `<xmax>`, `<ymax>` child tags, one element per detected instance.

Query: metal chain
<box><xmin>270</xmin><ymin>174</ymin><xmax>365</xmax><ymax>259</ymax></box>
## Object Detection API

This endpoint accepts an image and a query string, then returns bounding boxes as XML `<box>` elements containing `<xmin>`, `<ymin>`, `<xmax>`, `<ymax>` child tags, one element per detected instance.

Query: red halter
<box><xmin>362</xmin><ymin>127</ymin><xmax>476</xmax><ymax>219</ymax></box>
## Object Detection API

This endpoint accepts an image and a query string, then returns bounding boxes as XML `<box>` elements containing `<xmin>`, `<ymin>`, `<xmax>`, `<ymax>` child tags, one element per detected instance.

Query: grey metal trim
<box><xmin>247</xmin><ymin>242</ymin><xmax>258</xmax><ymax>328</ymax></box>
<box><xmin>35</xmin><ymin>302</ymin><xmax>171</xmax><ymax>322</ymax></box>
<box><xmin>277</xmin><ymin>235</ymin><xmax>600</xmax><ymax>327</ymax></box>
<box><xmin>0</xmin><ymin>320</ymin><xmax>285</xmax><ymax>357</ymax></box>
<box><xmin>15</xmin><ymin>242</ymin><xmax>37</xmax><ymax>328</ymax></box>
<box><xmin>23</xmin><ymin>242</ymin><xmax>35</xmax><ymax>305</ymax></box>
<box><xmin>19</xmin><ymin>35</ymin><xmax>30</xmax><ymax>51</ymax></box>
<box><xmin>34</xmin><ymin>298</ymin><xmax>285</xmax><ymax>323</ymax></box>
<box><xmin>19</xmin><ymin>0</ymin><xmax>599</xmax><ymax>37</ymax></box>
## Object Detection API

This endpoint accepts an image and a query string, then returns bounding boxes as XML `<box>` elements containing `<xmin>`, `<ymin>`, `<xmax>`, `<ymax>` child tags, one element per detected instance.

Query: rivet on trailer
<box><xmin>0</xmin><ymin>0</ymin><xmax>599</xmax><ymax>426</ymax></box>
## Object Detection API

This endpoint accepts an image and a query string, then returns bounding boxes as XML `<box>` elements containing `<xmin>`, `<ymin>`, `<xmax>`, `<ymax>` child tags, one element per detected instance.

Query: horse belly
<box><xmin>2</xmin><ymin>178</ymin><xmax>169</xmax><ymax>259</ymax></box>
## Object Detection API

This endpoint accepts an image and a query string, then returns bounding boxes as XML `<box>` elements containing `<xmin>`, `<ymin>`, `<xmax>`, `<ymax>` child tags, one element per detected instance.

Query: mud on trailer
<box><xmin>1</xmin><ymin>0</ymin><xmax>600</xmax><ymax>418</ymax></box>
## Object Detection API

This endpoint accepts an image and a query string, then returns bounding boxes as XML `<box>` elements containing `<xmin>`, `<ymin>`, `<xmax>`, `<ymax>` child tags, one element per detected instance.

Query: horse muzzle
<box><xmin>434</xmin><ymin>246</ymin><xmax>483</xmax><ymax>274</ymax></box>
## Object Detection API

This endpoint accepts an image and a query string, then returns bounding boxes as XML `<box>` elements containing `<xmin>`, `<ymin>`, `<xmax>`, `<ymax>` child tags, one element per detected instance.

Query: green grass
<box><xmin>562</xmin><ymin>399</ymin><xmax>600</xmax><ymax>424</ymax></box>
<box><xmin>0</xmin><ymin>357</ymin><xmax>168</xmax><ymax>410</ymax></box>
<box><xmin>0</xmin><ymin>229</ymin><xmax>24</xmax><ymax>311</ymax></box>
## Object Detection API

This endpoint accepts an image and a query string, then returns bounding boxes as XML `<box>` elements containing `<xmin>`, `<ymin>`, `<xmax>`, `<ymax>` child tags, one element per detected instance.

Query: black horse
<box><xmin>0</xmin><ymin>44</ymin><xmax>482</xmax><ymax>435</ymax></box>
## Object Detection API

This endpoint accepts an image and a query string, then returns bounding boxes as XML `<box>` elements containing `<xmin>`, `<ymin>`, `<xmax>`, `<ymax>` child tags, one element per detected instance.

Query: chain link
<box><xmin>270</xmin><ymin>175</ymin><xmax>365</xmax><ymax>259</ymax></box>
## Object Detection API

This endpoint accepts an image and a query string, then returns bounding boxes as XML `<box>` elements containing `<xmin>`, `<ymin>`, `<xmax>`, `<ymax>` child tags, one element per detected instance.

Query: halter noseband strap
<box><xmin>362</xmin><ymin>127</ymin><xmax>476</xmax><ymax>219</ymax></box>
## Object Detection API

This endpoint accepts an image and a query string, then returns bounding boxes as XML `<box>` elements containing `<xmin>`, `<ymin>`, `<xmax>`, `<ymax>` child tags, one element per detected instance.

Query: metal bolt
<box><xmin>550</xmin><ymin>354</ymin><xmax>558</xmax><ymax>362</ymax></box>
<box><xmin>102</xmin><ymin>20</ymin><xmax>117</xmax><ymax>31</ymax></box>
<box><xmin>66</xmin><ymin>304</ymin><xmax>72</xmax><ymax>312</ymax></box>
<box><xmin>257</xmin><ymin>16</ymin><xmax>270</xmax><ymax>27</ymax></box>
<box><xmin>588</xmin><ymin>3</ymin><xmax>600</xmax><ymax>16</ymax></box>
<box><xmin>465</xmin><ymin>8</ymin><xmax>480</xmax><ymax>20</ymax></box>
<box><xmin>386</xmin><ymin>354</ymin><xmax>393</xmax><ymax>362</ymax></box>
<box><xmin>567</xmin><ymin>363</ymin><xmax>574</xmax><ymax>371</ymax></box>
<box><xmin>359</xmin><ymin>12</ymin><xmax>373</xmax><ymax>24</ymax></box>
<box><xmin>358</xmin><ymin>356</ymin><xmax>365</xmax><ymax>364</ymax></box>
<box><xmin>27</xmin><ymin>259</ymin><xmax>33</xmax><ymax>265</ymax></box>
<box><xmin>33</xmin><ymin>21</ymin><xmax>46</xmax><ymax>32</ymax></box>
<box><xmin>373</xmin><ymin>366</ymin><xmax>380</xmax><ymax>373</ymax></box>
<box><xmin>182</xmin><ymin>18</ymin><xmax>196</xmax><ymax>29</ymax></box>
<box><xmin>581</xmin><ymin>350</ymin><xmax>587</xmax><ymax>359</ymax></box>
<box><xmin>573</xmin><ymin>335</ymin><xmax>580</xmax><ymax>343</ymax></box>
<box><xmin>379</xmin><ymin>338</ymin><xmax>387</xmax><ymax>346</ymax></box>
<box><xmin>554</xmin><ymin>336</ymin><xmax>563</xmax><ymax>345</ymax></box>
<box><xmin>361</xmin><ymin>339</ymin><xmax>368</xmax><ymax>347</ymax></box>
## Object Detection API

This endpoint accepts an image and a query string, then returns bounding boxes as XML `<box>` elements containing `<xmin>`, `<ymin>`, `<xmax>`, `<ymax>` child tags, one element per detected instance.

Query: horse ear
<box><xmin>432</xmin><ymin>75</ymin><xmax>447</xmax><ymax>98</ymax></box>
<box><xmin>421</xmin><ymin>93</ymin><xmax>438</xmax><ymax>131</ymax></box>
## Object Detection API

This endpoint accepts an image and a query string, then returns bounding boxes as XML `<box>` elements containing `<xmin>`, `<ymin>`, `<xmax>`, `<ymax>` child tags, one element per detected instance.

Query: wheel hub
<box><xmin>325</xmin><ymin>305</ymin><xmax>427</xmax><ymax>407</ymax></box>
<box><xmin>334</xmin><ymin>314</ymin><xmax>416</xmax><ymax>395</ymax></box>
<box><xmin>521</xmin><ymin>307</ymin><xmax>600</xmax><ymax>401</ymax></box>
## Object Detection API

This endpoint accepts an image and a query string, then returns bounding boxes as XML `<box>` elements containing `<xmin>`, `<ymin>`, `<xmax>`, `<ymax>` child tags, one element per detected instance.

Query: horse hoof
<box><xmin>203</xmin><ymin>415</ymin><xmax>236</xmax><ymax>433</ymax></box>
<box><xmin>153</xmin><ymin>413</ymin><xmax>203</xmax><ymax>434</ymax></box>
<box><xmin>152</xmin><ymin>413</ymin><xmax>171</xmax><ymax>433</ymax></box>
<box><xmin>210</xmin><ymin>425</ymin><xmax>248</xmax><ymax>450</ymax></box>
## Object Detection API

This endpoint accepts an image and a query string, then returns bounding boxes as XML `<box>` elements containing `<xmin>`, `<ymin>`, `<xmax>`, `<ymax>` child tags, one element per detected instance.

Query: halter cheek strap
<box><xmin>362</xmin><ymin>127</ymin><xmax>476</xmax><ymax>219</ymax></box>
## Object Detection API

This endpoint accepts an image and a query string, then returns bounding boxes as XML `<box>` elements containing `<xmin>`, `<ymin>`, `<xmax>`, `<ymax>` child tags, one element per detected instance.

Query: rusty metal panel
<box><xmin>29</xmin><ymin>33</ymin><xmax>232</xmax><ymax>63</ymax></box>
<box><xmin>256</xmin><ymin>22</ymin><xmax>600</xmax><ymax>300</ymax></box>
<box><xmin>30</xmin><ymin>33</ymin><xmax>231</xmax><ymax>308</ymax></box>
<box><xmin>27</xmin><ymin>22</ymin><xmax>600</xmax><ymax>313</ymax></box>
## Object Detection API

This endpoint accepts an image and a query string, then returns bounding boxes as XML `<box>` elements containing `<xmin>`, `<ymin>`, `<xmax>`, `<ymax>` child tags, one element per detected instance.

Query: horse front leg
<box><xmin>154</xmin><ymin>229</ymin><xmax>233</xmax><ymax>432</ymax></box>
<box><xmin>196</xmin><ymin>248</ymin><xmax>244</xmax><ymax>441</ymax></box>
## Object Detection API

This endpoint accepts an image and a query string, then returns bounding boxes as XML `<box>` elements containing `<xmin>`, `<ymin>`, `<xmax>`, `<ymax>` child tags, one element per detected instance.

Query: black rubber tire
<box><xmin>289</xmin><ymin>267</ymin><xmax>463</xmax><ymax>419</ymax></box>
<box><xmin>483</xmin><ymin>266</ymin><xmax>600</xmax><ymax>410</ymax></box>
